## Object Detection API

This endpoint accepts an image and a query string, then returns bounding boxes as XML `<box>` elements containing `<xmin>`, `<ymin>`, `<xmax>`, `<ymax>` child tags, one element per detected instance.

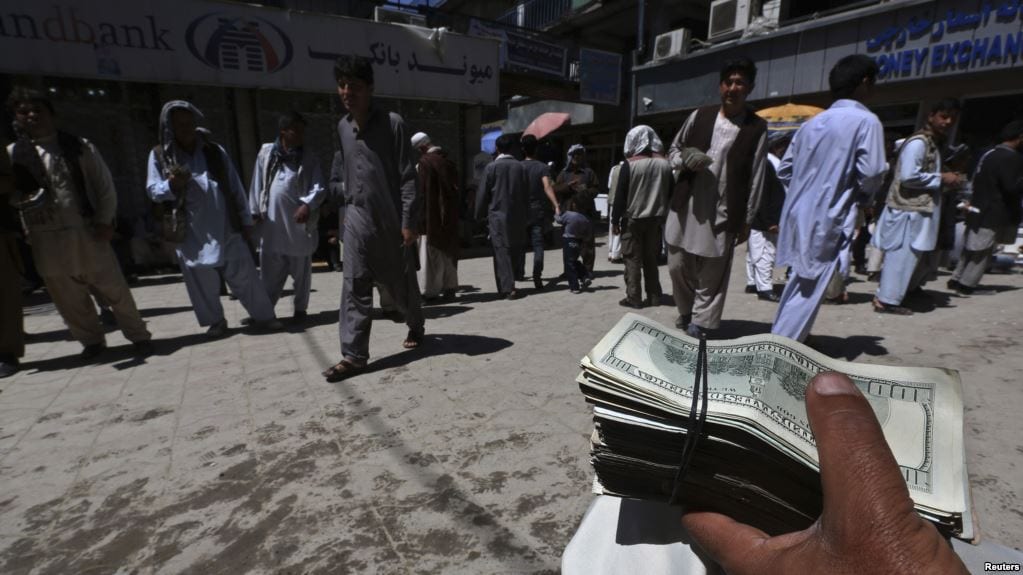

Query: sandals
<box><xmin>402</xmin><ymin>330</ymin><xmax>424</xmax><ymax>350</ymax></box>
<box><xmin>322</xmin><ymin>359</ymin><xmax>366</xmax><ymax>382</ymax></box>
<box><xmin>872</xmin><ymin>298</ymin><xmax>913</xmax><ymax>316</ymax></box>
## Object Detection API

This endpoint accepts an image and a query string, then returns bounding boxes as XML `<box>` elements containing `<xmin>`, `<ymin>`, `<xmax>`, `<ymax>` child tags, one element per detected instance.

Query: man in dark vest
<box><xmin>949</xmin><ymin>120</ymin><xmax>1023</xmax><ymax>295</ymax></box>
<box><xmin>667</xmin><ymin>58</ymin><xmax>768</xmax><ymax>338</ymax></box>
<box><xmin>7</xmin><ymin>87</ymin><xmax>152</xmax><ymax>359</ymax></box>
<box><xmin>146</xmin><ymin>100</ymin><xmax>280</xmax><ymax>338</ymax></box>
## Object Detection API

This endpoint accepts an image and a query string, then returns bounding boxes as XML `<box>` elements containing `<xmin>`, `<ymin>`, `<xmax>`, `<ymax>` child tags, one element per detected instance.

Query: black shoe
<box><xmin>674</xmin><ymin>314</ymin><xmax>691</xmax><ymax>330</ymax></box>
<box><xmin>957</xmin><ymin>285</ymin><xmax>996</xmax><ymax>296</ymax></box>
<box><xmin>133</xmin><ymin>340</ymin><xmax>154</xmax><ymax>357</ymax></box>
<box><xmin>581</xmin><ymin>277</ymin><xmax>593</xmax><ymax>289</ymax></box>
<box><xmin>744</xmin><ymin>285</ymin><xmax>757</xmax><ymax>294</ymax></box>
<box><xmin>293</xmin><ymin>310</ymin><xmax>308</xmax><ymax>322</ymax></box>
<box><xmin>757</xmin><ymin>291</ymin><xmax>781</xmax><ymax>302</ymax></box>
<box><xmin>442</xmin><ymin>289</ymin><xmax>457</xmax><ymax>301</ymax></box>
<box><xmin>81</xmin><ymin>343</ymin><xmax>107</xmax><ymax>359</ymax></box>
<box><xmin>570</xmin><ymin>289</ymin><xmax>582</xmax><ymax>294</ymax></box>
<box><xmin>206</xmin><ymin>319</ymin><xmax>229</xmax><ymax>339</ymax></box>
<box><xmin>0</xmin><ymin>358</ymin><xmax>19</xmax><ymax>378</ymax></box>
<box><xmin>905</xmin><ymin>287</ymin><xmax>932</xmax><ymax>301</ymax></box>
<box><xmin>619</xmin><ymin>297</ymin><xmax>644</xmax><ymax>309</ymax></box>
<box><xmin>872</xmin><ymin>298</ymin><xmax>913</xmax><ymax>315</ymax></box>
<box><xmin>505</xmin><ymin>290</ymin><xmax>521</xmax><ymax>300</ymax></box>
<box><xmin>533</xmin><ymin>277</ymin><xmax>544</xmax><ymax>290</ymax></box>
<box><xmin>644</xmin><ymin>295</ymin><xmax>660</xmax><ymax>307</ymax></box>
<box><xmin>685</xmin><ymin>323</ymin><xmax>705</xmax><ymax>338</ymax></box>
<box><xmin>947</xmin><ymin>279</ymin><xmax>962</xmax><ymax>290</ymax></box>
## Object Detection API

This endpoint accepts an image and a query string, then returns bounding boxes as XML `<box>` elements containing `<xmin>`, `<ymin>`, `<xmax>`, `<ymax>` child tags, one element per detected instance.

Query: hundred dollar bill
<box><xmin>580</xmin><ymin>313</ymin><xmax>969</xmax><ymax>532</ymax></box>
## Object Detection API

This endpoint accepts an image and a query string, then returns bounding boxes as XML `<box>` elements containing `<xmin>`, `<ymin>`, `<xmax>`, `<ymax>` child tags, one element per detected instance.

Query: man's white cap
<box><xmin>411</xmin><ymin>132</ymin><xmax>431</xmax><ymax>148</ymax></box>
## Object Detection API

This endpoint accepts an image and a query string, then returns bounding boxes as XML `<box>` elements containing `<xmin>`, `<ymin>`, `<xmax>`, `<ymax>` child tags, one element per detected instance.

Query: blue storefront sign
<box><xmin>579</xmin><ymin>47</ymin><xmax>621</xmax><ymax>105</ymax></box>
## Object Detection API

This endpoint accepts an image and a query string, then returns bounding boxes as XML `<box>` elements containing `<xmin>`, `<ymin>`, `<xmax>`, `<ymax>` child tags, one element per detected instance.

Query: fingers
<box><xmin>806</xmin><ymin>372</ymin><xmax>917</xmax><ymax>540</ymax></box>
<box><xmin>682</xmin><ymin>511</ymin><xmax>769</xmax><ymax>572</ymax></box>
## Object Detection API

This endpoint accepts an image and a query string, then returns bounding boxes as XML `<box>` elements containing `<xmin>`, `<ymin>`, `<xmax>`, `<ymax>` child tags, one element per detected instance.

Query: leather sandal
<box><xmin>322</xmin><ymin>359</ymin><xmax>366</xmax><ymax>382</ymax></box>
<box><xmin>872</xmin><ymin>298</ymin><xmax>913</xmax><ymax>315</ymax></box>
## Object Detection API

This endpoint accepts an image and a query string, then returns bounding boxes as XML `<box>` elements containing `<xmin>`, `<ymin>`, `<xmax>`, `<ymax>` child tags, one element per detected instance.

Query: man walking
<box><xmin>873</xmin><ymin>99</ymin><xmax>963</xmax><ymax>315</ymax></box>
<box><xmin>9</xmin><ymin>87</ymin><xmax>152</xmax><ymax>358</ymax></box>
<box><xmin>949</xmin><ymin>120</ymin><xmax>1023</xmax><ymax>295</ymax></box>
<box><xmin>745</xmin><ymin>131</ymin><xmax>789</xmax><ymax>302</ymax></box>
<box><xmin>147</xmin><ymin>100</ymin><xmax>281</xmax><ymax>337</ymax></box>
<box><xmin>411</xmin><ymin>132</ymin><xmax>460</xmax><ymax>301</ymax></box>
<box><xmin>554</xmin><ymin>145</ymin><xmax>601</xmax><ymax>273</ymax></box>
<box><xmin>667</xmin><ymin>58</ymin><xmax>768</xmax><ymax>337</ymax></box>
<box><xmin>0</xmin><ymin>144</ymin><xmax>23</xmax><ymax>377</ymax></box>
<box><xmin>770</xmin><ymin>55</ymin><xmax>887</xmax><ymax>341</ymax></box>
<box><xmin>322</xmin><ymin>55</ymin><xmax>424</xmax><ymax>382</ymax></box>
<box><xmin>249</xmin><ymin>111</ymin><xmax>326</xmax><ymax>322</ymax></box>
<box><xmin>518</xmin><ymin>134</ymin><xmax>559</xmax><ymax>290</ymax></box>
<box><xmin>477</xmin><ymin>134</ymin><xmax>528</xmax><ymax>299</ymax></box>
<box><xmin>612</xmin><ymin>125</ymin><xmax>672</xmax><ymax>308</ymax></box>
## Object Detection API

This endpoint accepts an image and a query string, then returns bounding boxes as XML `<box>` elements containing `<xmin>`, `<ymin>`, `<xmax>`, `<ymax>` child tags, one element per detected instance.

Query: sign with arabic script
<box><xmin>864</xmin><ymin>0</ymin><xmax>1023</xmax><ymax>81</ymax></box>
<box><xmin>0</xmin><ymin>0</ymin><xmax>500</xmax><ymax>104</ymax></box>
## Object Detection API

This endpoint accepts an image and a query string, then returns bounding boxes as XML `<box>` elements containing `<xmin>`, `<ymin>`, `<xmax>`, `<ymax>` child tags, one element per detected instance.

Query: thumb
<box><xmin>806</xmin><ymin>372</ymin><xmax>918</xmax><ymax>540</ymax></box>
<box><xmin>681</xmin><ymin>511</ymin><xmax>770</xmax><ymax>573</ymax></box>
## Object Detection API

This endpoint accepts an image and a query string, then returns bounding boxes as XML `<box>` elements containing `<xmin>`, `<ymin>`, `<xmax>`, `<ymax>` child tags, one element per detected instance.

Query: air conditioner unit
<box><xmin>569</xmin><ymin>60</ymin><xmax>580</xmax><ymax>82</ymax></box>
<box><xmin>374</xmin><ymin>7</ymin><xmax>427</xmax><ymax>28</ymax></box>
<box><xmin>652</xmin><ymin>28</ymin><xmax>691</xmax><ymax>62</ymax></box>
<box><xmin>708</xmin><ymin>0</ymin><xmax>754</xmax><ymax>41</ymax></box>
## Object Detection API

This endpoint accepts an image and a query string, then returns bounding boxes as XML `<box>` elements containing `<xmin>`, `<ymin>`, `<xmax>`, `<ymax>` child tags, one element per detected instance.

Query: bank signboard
<box><xmin>0</xmin><ymin>0</ymin><xmax>500</xmax><ymax>104</ymax></box>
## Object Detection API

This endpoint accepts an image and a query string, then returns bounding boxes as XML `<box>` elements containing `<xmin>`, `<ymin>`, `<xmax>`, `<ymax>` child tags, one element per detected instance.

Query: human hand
<box><xmin>682</xmin><ymin>372</ymin><xmax>968</xmax><ymax>575</ymax></box>
<box><xmin>768</xmin><ymin>225</ymin><xmax>779</xmax><ymax>233</ymax></box>
<box><xmin>401</xmin><ymin>228</ymin><xmax>418</xmax><ymax>246</ymax></box>
<box><xmin>612</xmin><ymin>225</ymin><xmax>620</xmax><ymax>236</ymax></box>
<box><xmin>940</xmin><ymin>172</ymin><xmax>963</xmax><ymax>188</ymax></box>
<box><xmin>168</xmin><ymin>170</ymin><xmax>191</xmax><ymax>193</ymax></box>
<box><xmin>733</xmin><ymin>224</ymin><xmax>750</xmax><ymax>245</ymax></box>
<box><xmin>294</xmin><ymin>203</ymin><xmax>310</xmax><ymax>224</ymax></box>
<box><xmin>93</xmin><ymin>223</ymin><xmax>114</xmax><ymax>242</ymax></box>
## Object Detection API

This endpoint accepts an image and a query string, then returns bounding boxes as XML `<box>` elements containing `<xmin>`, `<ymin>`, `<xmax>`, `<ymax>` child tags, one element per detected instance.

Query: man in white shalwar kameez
<box><xmin>249</xmin><ymin>111</ymin><xmax>325</xmax><ymax>321</ymax></box>
<box><xmin>147</xmin><ymin>101</ymin><xmax>281</xmax><ymax>337</ymax></box>
<box><xmin>873</xmin><ymin>99</ymin><xmax>963</xmax><ymax>314</ymax></box>
<box><xmin>770</xmin><ymin>55</ymin><xmax>887</xmax><ymax>342</ymax></box>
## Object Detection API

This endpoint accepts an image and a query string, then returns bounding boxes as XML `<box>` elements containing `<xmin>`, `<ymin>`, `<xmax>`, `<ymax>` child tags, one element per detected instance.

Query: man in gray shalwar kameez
<box><xmin>477</xmin><ymin>134</ymin><xmax>529</xmax><ymax>299</ymax></box>
<box><xmin>949</xmin><ymin>120</ymin><xmax>1023</xmax><ymax>295</ymax></box>
<box><xmin>323</xmin><ymin>55</ymin><xmax>424</xmax><ymax>382</ymax></box>
<box><xmin>146</xmin><ymin>101</ymin><xmax>280</xmax><ymax>338</ymax></box>
<box><xmin>667</xmin><ymin>58</ymin><xmax>767</xmax><ymax>338</ymax></box>
<box><xmin>249</xmin><ymin>111</ymin><xmax>325</xmax><ymax>321</ymax></box>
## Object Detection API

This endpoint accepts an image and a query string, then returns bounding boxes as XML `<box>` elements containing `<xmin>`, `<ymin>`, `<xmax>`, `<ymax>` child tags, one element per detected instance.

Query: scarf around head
<box><xmin>624</xmin><ymin>125</ymin><xmax>664</xmax><ymax>157</ymax></box>
<box><xmin>158</xmin><ymin>100</ymin><xmax>206</xmax><ymax>167</ymax></box>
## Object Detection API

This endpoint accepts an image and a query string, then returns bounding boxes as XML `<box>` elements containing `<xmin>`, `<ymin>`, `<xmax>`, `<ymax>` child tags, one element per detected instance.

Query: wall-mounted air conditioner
<box><xmin>652</xmin><ymin>28</ymin><xmax>692</xmax><ymax>62</ymax></box>
<box><xmin>374</xmin><ymin>7</ymin><xmax>427</xmax><ymax>28</ymax></box>
<box><xmin>569</xmin><ymin>60</ymin><xmax>580</xmax><ymax>82</ymax></box>
<box><xmin>708</xmin><ymin>0</ymin><xmax>754</xmax><ymax>41</ymax></box>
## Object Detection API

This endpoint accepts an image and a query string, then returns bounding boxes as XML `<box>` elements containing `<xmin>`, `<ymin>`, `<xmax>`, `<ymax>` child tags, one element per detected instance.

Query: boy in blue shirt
<box><xmin>555</xmin><ymin>198</ymin><xmax>593</xmax><ymax>293</ymax></box>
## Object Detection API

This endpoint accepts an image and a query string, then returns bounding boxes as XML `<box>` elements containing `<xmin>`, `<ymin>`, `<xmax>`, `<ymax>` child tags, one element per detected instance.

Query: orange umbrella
<box><xmin>756</xmin><ymin>103</ymin><xmax>825</xmax><ymax>131</ymax></box>
<box><xmin>523</xmin><ymin>112</ymin><xmax>571</xmax><ymax>139</ymax></box>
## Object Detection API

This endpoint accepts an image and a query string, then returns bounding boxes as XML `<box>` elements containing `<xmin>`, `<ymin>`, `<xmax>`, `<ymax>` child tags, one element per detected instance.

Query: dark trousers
<box><xmin>621</xmin><ymin>217</ymin><xmax>663</xmax><ymax>303</ymax></box>
<box><xmin>513</xmin><ymin>222</ymin><xmax>547</xmax><ymax>280</ymax></box>
<box><xmin>581</xmin><ymin>231</ymin><xmax>596</xmax><ymax>273</ymax></box>
<box><xmin>1</xmin><ymin>233</ymin><xmax>24</xmax><ymax>360</ymax></box>
<box><xmin>563</xmin><ymin>238</ymin><xmax>588</xmax><ymax>291</ymax></box>
<box><xmin>493</xmin><ymin>244</ymin><xmax>516</xmax><ymax>294</ymax></box>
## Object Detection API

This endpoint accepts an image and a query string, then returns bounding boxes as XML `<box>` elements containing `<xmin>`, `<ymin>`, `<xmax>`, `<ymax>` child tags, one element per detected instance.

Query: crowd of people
<box><xmin>2</xmin><ymin>53</ymin><xmax>1022</xmax><ymax>381</ymax></box>
<box><xmin>3</xmin><ymin>51</ymin><xmax>1022</xmax><ymax>573</ymax></box>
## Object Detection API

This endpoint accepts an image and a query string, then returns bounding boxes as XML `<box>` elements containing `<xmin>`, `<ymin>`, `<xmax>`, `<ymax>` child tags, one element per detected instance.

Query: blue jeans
<box><xmin>514</xmin><ymin>220</ymin><xmax>549</xmax><ymax>280</ymax></box>
<box><xmin>563</xmin><ymin>238</ymin><xmax>588</xmax><ymax>291</ymax></box>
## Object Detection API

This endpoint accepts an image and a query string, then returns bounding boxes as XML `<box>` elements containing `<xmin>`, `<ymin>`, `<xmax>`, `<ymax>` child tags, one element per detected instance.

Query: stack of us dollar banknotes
<box><xmin>579</xmin><ymin>313</ymin><xmax>974</xmax><ymax>541</ymax></box>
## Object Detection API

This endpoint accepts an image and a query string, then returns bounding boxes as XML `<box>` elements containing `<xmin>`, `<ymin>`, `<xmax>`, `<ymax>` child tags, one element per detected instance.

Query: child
<box><xmin>555</xmin><ymin>198</ymin><xmax>593</xmax><ymax>294</ymax></box>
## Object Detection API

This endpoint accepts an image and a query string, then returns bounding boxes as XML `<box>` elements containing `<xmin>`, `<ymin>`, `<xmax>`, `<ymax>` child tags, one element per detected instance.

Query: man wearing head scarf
<box><xmin>667</xmin><ymin>58</ymin><xmax>767</xmax><ymax>338</ymax></box>
<box><xmin>411</xmin><ymin>131</ymin><xmax>460</xmax><ymax>301</ymax></box>
<box><xmin>248</xmin><ymin>111</ymin><xmax>326</xmax><ymax>323</ymax></box>
<box><xmin>611</xmin><ymin>126</ymin><xmax>673</xmax><ymax>308</ymax></box>
<box><xmin>477</xmin><ymin>134</ymin><xmax>529</xmax><ymax>299</ymax></box>
<box><xmin>146</xmin><ymin>100</ymin><xmax>280</xmax><ymax>338</ymax></box>
<box><xmin>555</xmin><ymin>144</ymin><xmax>602</xmax><ymax>273</ymax></box>
<box><xmin>744</xmin><ymin>131</ymin><xmax>790</xmax><ymax>302</ymax></box>
<box><xmin>7</xmin><ymin>87</ymin><xmax>152</xmax><ymax>359</ymax></box>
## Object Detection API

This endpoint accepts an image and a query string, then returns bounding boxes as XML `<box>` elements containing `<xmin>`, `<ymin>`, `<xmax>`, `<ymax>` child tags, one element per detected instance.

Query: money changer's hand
<box><xmin>682</xmin><ymin>372</ymin><xmax>968</xmax><ymax>575</ymax></box>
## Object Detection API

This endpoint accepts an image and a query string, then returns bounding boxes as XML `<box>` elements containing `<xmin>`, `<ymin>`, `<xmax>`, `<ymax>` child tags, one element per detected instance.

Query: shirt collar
<box><xmin>496</xmin><ymin>153</ymin><xmax>516</xmax><ymax>161</ymax></box>
<box><xmin>830</xmin><ymin>99</ymin><xmax>870</xmax><ymax>112</ymax></box>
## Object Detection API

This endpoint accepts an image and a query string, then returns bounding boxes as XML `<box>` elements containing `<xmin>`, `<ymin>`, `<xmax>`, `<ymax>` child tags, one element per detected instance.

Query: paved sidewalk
<box><xmin>1</xmin><ymin>241</ymin><xmax>1021</xmax><ymax>573</ymax></box>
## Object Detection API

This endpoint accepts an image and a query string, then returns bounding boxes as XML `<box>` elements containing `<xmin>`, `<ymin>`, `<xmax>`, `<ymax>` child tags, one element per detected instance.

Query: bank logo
<box><xmin>186</xmin><ymin>13</ymin><xmax>293</xmax><ymax>73</ymax></box>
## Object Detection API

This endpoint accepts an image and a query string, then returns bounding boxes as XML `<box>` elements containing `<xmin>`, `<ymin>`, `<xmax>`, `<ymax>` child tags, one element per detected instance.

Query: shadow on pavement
<box><xmin>140</xmin><ymin>305</ymin><xmax>195</xmax><ymax>319</ymax></box>
<box><xmin>361</xmin><ymin>332</ymin><xmax>513</xmax><ymax>374</ymax></box>
<box><xmin>716</xmin><ymin>319</ymin><xmax>888</xmax><ymax>360</ymax></box>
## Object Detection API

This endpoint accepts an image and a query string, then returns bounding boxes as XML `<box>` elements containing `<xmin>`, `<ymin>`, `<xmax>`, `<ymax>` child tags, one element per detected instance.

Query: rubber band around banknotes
<box><xmin>669</xmin><ymin>333</ymin><xmax>709</xmax><ymax>506</ymax></box>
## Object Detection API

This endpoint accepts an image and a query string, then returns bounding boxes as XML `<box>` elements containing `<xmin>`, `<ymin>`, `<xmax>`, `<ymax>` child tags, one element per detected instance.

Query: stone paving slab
<box><xmin>1</xmin><ymin>240</ymin><xmax>1021</xmax><ymax>573</ymax></box>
